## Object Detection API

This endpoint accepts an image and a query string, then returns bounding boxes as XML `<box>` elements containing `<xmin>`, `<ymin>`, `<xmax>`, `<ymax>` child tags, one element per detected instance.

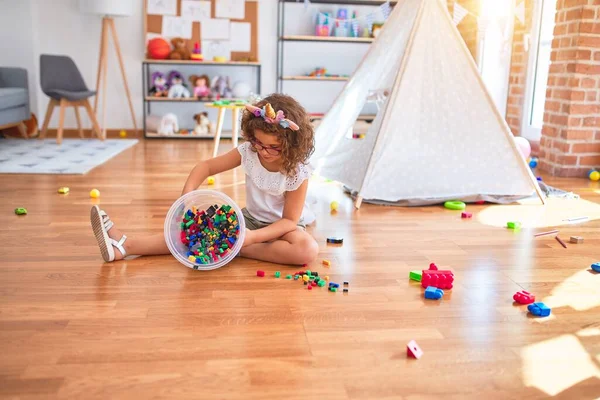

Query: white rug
<box><xmin>0</xmin><ymin>139</ymin><xmax>138</xmax><ymax>174</ymax></box>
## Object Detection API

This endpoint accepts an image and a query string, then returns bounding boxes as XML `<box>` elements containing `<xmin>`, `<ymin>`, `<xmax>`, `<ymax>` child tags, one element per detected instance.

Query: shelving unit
<box><xmin>142</xmin><ymin>60</ymin><xmax>261</xmax><ymax>140</ymax></box>
<box><xmin>276</xmin><ymin>0</ymin><xmax>393</xmax><ymax>117</ymax></box>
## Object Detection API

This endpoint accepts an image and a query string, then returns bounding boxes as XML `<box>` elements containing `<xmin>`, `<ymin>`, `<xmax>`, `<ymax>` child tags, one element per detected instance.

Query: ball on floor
<box><xmin>207</xmin><ymin>176</ymin><xmax>215</xmax><ymax>185</ymax></box>
<box><xmin>330</xmin><ymin>201</ymin><xmax>339</xmax><ymax>212</ymax></box>
<box><xmin>590</xmin><ymin>170</ymin><xmax>599</xmax><ymax>182</ymax></box>
<box><xmin>90</xmin><ymin>189</ymin><xmax>100</xmax><ymax>198</ymax></box>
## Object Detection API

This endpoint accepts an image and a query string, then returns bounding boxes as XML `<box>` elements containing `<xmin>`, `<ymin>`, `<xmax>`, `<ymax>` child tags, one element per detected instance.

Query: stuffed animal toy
<box><xmin>159</xmin><ymin>113</ymin><xmax>179</xmax><ymax>135</ymax></box>
<box><xmin>211</xmin><ymin>76</ymin><xmax>233</xmax><ymax>99</ymax></box>
<box><xmin>167</xmin><ymin>70</ymin><xmax>191</xmax><ymax>98</ymax></box>
<box><xmin>193</xmin><ymin>112</ymin><xmax>212</xmax><ymax>135</ymax></box>
<box><xmin>149</xmin><ymin>71</ymin><xmax>168</xmax><ymax>97</ymax></box>
<box><xmin>189</xmin><ymin>74</ymin><xmax>212</xmax><ymax>99</ymax></box>
<box><xmin>169</xmin><ymin>38</ymin><xmax>191</xmax><ymax>60</ymax></box>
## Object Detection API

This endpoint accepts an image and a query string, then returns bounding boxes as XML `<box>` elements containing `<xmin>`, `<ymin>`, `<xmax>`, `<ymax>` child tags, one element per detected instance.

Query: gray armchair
<box><xmin>0</xmin><ymin>67</ymin><xmax>30</xmax><ymax>138</ymax></box>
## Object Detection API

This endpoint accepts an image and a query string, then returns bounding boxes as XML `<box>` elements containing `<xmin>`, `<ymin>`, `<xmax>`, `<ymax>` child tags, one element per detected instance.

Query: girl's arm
<box><xmin>182</xmin><ymin>149</ymin><xmax>241</xmax><ymax>195</ymax></box>
<box><xmin>244</xmin><ymin>179</ymin><xmax>308</xmax><ymax>245</ymax></box>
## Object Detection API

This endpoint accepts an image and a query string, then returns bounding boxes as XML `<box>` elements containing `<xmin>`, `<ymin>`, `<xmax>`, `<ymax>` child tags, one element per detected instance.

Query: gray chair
<box><xmin>39</xmin><ymin>54</ymin><xmax>102</xmax><ymax>144</ymax></box>
<box><xmin>0</xmin><ymin>67</ymin><xmax>30</xmax><ymax>138</ymax></box>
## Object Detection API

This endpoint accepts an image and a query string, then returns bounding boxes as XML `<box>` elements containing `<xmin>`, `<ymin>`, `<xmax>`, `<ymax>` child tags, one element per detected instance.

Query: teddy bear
<box><xmin>193</xmin><ymin>112</ymin><xmax>212</xmax><ymax>136</ymax></box>
<box><xmin>189</xmin><ymin>74</ymin><xmax>212</xmax><ymax>100</ymax></box>
<box><xmin>169</xmin><ymin>38</ymin><xmax>191</xmax><ymax>60</ymax></box>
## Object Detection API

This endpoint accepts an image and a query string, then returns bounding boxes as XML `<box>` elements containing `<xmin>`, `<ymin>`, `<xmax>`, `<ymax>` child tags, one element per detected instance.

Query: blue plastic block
<box><xmin>328</xmin><ymin>282</ymin><xmax>339</xmax><ymax>288</ymax></box>
<box><xmin>591</xmin><ymin>263</ymin><xmax>600</xmax><ymax>273</ymax></box>
<box><xmin>528</xmin><ymin>302</ymin><xmax>551</xmax><ymax>317</ymax></box>
<box><xmin>424</xmin><ymin>286</ymin><xmax>444</xmax><ymax>300</ymax></box>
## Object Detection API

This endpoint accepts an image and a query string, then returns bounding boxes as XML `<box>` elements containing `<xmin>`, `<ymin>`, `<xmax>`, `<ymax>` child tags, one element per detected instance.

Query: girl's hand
<box><xmin>243</xmin><ymin>229</ymin><xmax>256</xmax><ymax>247</ymax></box>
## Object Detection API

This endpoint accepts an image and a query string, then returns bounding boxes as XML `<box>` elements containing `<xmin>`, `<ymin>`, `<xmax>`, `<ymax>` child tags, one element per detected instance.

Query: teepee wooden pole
<box><xmin>355</xmin><ymin>0</ymin><xmax>426</xmax><ymax>209</ymax></box>
<box><xmin>435</xmin><ymin>0</ymin><xmax>546</xmax><ymax>205</ymax></box>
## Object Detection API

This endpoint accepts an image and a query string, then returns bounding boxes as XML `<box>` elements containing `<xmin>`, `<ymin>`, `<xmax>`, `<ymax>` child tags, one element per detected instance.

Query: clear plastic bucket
<box><xmin>164</xmin><ymin>190</ymin><xmax>246</xmax><ymax>270</ymax></box>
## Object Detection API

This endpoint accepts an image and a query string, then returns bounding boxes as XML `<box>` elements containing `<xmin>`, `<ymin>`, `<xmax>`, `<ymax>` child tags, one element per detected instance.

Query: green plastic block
<box><xmin>286</xmin><ymin>275</ymin><xmax>292</xmax><ymax>279</ymax></box>
<box><xmin>318</xmin><ymin>280</ymin><xmax>326</xmax><ymax>287</ymax></box>
<box><xmin>185</xmin><ymin>220</ymin><xmax>194</xmax><ymax>227</ymax></box>
<box><xmin>507</xmin><ymin>221</ymin><xmax>522</xmax><ymax>230</ymax></box>
<box><xmin>330</xmin><ymin>287</ymin><xmax>337</xmax><ymax>292</ymax></box>
<box><xmin>274</xmin><ymin>271</ymin><xmax>281</xmax><ymax>278</ymax></box>
<box><xmin>293</xmin><ymin>275</ymin><xmax>299</xmax><ymax>280</ymax></box>
<box><xmin>409</xmin><ymin>271</ymin><xmax>422</xmax><ymax>282</ymax></box>
<box><xmin>306</xmin><ymin>270</ymin><xmax>312</xmax><ymax>276</ymax></box>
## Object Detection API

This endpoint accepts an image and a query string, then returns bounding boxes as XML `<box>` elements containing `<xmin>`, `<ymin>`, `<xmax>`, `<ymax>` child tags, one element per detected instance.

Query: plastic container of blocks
<box><xmin>164</xmin><ymin>190</ymin><xmax>245</xmax><ymax>270</ymax></box>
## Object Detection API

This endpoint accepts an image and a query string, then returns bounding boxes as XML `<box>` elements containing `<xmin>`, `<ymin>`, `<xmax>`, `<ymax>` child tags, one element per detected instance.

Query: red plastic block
<box><xmin>308</xmin><ymin>285</ymin><xmax>313</xmax><ymax>290</ymax></box>
<box><xmin>513</xmin><ymin>290</ymin><xmax>535</xmax><ymax>305</ymax></box>
<box><xmin>428</xmin><ymin>263</ymin><xmax>438</xmax><ymax>271</ymax></box>
<box><xmin>256</xmin><ymin>270</ymin><xmax>265</xmax><ymax>277</ymax></box>
<box><xmin>461</xmin><ymin>212</ymin><xmax>473</xmax><ymax>218</ymax></box>
<box><xmin>407</xmin><ymin>340</ymin><xmax>423</xmax><ymax>359</ymax></box>
<box><xmin>421</xmin><ymin>270</ymin><xmax>454</xmax><ymax>289</ymax></box>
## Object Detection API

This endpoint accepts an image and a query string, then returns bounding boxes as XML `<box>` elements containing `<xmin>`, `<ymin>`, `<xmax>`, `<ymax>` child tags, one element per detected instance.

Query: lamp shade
<box><xmin>79</xmin><ymin>0</ymin><xmax>134</xmax><ymax>17</ymax></box>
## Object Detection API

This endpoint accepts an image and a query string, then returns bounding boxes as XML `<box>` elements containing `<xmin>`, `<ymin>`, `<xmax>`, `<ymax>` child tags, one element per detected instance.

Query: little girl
<box><xmin>90</xmin><ymin>93</ymin><xmax>319</xmax><ymax>265</ymax></box>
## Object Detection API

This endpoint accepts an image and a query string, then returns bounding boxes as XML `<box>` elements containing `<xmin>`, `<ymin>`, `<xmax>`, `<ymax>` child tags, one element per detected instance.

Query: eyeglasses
<box><xmin>250</xmin><ymin>139</ymin><xmax>282</xmax><ymax>156</ymax></box>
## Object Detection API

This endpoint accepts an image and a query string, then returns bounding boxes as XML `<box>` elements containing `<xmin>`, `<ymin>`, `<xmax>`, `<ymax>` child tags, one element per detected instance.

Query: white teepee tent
<box><xmin>311</xmin><ymin>0</ymin><xmax>544</xmax><ymax>208</ymax></box>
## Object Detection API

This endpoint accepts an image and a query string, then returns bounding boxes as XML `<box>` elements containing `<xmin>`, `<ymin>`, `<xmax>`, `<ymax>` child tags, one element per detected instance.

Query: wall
<box><xmin>539</xmin><ymin>0</ymin><xmax>600</xmax><ymax>176</ymax></box>
<box><xmin>0</xmin><ymin>0</ymin><xmax>39</xmax><ymax>116</ymax></box>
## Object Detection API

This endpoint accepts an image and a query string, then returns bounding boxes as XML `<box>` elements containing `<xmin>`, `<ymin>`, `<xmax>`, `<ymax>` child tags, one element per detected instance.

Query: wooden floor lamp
<box><xmin>79</xmin><ymin>0</ymin><xmax>137</xmax><ymax>137</ymax></box>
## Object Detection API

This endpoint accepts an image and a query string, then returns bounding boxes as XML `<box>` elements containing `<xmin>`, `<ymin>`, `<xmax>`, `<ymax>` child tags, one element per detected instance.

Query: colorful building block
<box><xmin>286</xmin><ymin>275</ymin><xmax>292</xmax><ymax>279</ymax></box>
<box><xmin>591</xmin><ymin>262</ymin><xmax>600</xmax><ymax>273</ymax></box>
<box><xmin>256</xmin><ymin>270</ymin><xmax>265</xmax><ymax>277</ymax></box>
<box><xmin>317</xmin><ymin>280</ymin><xmax>326</xmax><ymax>287</ymax></box>
<box><xmin>461</xmin><ymin>212</ymin><xmax>472</xmax><ymax>219</ymax></box>
<box><xmin>329</xmin><ymin>287</ymin><xmax>337</xmax><ymax>292</ymax></box>
<box><xmin>513</xmin><ymin>290</ymin><xmax>535</xmax><ymax>304</ymax></box>
<box><xmin>424</xmin><ymin>286</ymin><xmax>444</xmax><ymax>300</ymax></box>
<box><xmin>57</xmin><ymin>187</ymin><xmax>70</xmax><ymax>194</ymax></box>
<box><xmin>507</xmin><ymin>221</ymin><xmax>522</xmax><ymax>230</ymax></box>
<box><xmin>325</xmin><ymin>276</ymin><xmax>329</xmax><ymax>281</ymax></box>
<box><xmin>274</xmin><ymin>271</ymin><xmax>281</xmax><ymax>278</ymax></box>
<box><xmin>322</xmin><ymin>260</ymin><xmax>331</xmax><ymax>266</ymax></box>
<box><xmin>528</xmin><ymin>302</ymin><xmax>551</xmax><ymax>317</ymax></box>
<box><xmin>421</xmin><ymin>270</ymin><xmax>454</xmax><ymax>289</ymax></box>
<box><xmin>293</xmin><ymin>275</ymin><xmax>299</xmax><ymax>280</ymax></box>
<box><xmin>343</xmin><ymin>288</ymin><xmax>348</xmax><ymax>293</ymax></box>
<box><xmin>409</xmin><ymin>271</ymin><xmax>422</xmax><ymax>282</ymax></box>
<box><xmin>302</xmin><ymin>274</ymin><xmax>309</xmax><ymax>282</ymax></box>
<box><xmin>14</xmin><ymin>207</ymin><xmax>27</xmax><ymax>215</ymax></box>
<box><xmin>407</xmin><ymin>340</ymin><xmax>423</xmax><ymax>359</ymax></box>
<box><xmin>327</xmin><ymin>237</ymin><xmax>344</xmax><ymax>244</ymax></box>
<box><xmin>308</xmin><ymin>285</ymin><xmax>313</xmax><ymax>290</ymax></box>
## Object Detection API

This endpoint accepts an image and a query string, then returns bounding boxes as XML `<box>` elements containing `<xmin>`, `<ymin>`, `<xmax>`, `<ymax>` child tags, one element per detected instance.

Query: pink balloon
<box><xmin>513</xmin><ymin>136</ymin><xmax>531</xmax><ymax>160</ymax></box>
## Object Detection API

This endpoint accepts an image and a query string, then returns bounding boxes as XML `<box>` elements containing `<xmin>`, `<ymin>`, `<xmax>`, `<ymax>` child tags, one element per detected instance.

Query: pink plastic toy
<box><xmin>407</xmin><ymin>340</ymin><xmax>423</xmax><ymax>359</ymax></box>
<box><xmin>461</xmin><ymin>212</ymin><xmax>473</xmax><ymax>218</ymax></box>
<box><xmin>513</xmin><ymin>290</ymin><xmax>535</xmax><ymax>304</ymax></box>
<box><xmin>421</xmin><ymin>263</ymin><xmax>454</xmax><ymax>290</ymax></box>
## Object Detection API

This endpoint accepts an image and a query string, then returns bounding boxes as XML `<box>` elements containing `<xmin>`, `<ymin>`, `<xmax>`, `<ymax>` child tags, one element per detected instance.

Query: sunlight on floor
<box><xmin>476</xmin><ymin>197</ymin><xmax>600</xmax><ymax>228</ymax></box>
<box><xmin>542</xmin><ymin>270</ymin><xmax>600</xmax><ymax>311</ymax></box>
<box><xmin>521</xmin><ymin>334</ymin><xmax>600</xmax><ymax>396</ymax></box>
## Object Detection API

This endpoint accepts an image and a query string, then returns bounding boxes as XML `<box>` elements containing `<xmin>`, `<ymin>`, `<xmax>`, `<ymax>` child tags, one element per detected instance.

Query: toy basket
<box><xmin>164</xmin><ymin>190</ymin><xmax>245</xmax><ymax>270</ymax></box>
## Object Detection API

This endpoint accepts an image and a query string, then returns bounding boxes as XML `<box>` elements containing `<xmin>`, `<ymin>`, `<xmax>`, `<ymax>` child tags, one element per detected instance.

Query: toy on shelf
<box><xmin>158</xmin><ymin>113</ymin><xmax>179</xmax><ymax>135</ymax></box>
<box><xmin>149</xmin><ymin>71</ymin><xmax>168</xmax><ymax>97</ymax></box>
<box><xmin>147</xmin><ymin>37</ymin><xmax>171</xmax><ymax>60</ymax></box>
<box><xmin>169</xmin><ymin>38</ymin><xmax>191</xmax><ymax>60</ymax></box>
<box><xmin>167</xmin><ymin>71</ymin><xmax>191</xmax><ymax>98</ymax></box>
<box><xmin>193</xmin><ymin>112</ymin><xmax>212</xmax><ymax>135</ymax></box>
<box><xmin>372</xmin><ymin>23</ymin><xmax>384</xmax><ymax>38</ymax></box>
<box><xmin>335</xmin><ymin>9</ymin><xmax>349</xmax><ymax>37</ymax></box>
<box><xmin>191</xmin><ymin>42</ymin><xmax>203</xmax><ymax>61</ymax></box>
<box><xmin>315</xmin><ymin>12</ymin><xmax>331</xmax><ymax>36</ymax></box>
<box><xmin>306</xmin><ymin>68</ymin><xmax>348</xmax><ymax>79</ymax></box>
<box><xmin>211</xmin><ymin>76</ymin><xmax>233</xmax><ymax>99</ymax></box>
<box><xmin>528</xmin><ymin>302</ymin><xmax>551</xmax><ymax>317</ymax></box>
<box><xmin>513</xmin><ymin>290</ymin><xmax>535</xmax><ymax>305</ymax></box>
<box><xmin>589</xmin><ymin>169</ymin><xmax>599</xmax><ymax>181</ymax></box>
<box><xmin>189</xmin><ymin>74</ymin><xmax>212</xmax><ymax>100</ymax></box>
<box><xmin>350</xmin><ymin>12</ymin><xmax>359</xmax><ymax>37</ymax></box>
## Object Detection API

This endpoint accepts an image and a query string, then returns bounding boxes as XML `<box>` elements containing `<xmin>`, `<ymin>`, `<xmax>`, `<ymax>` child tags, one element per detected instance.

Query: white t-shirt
<box><xmin>238</xmin><ymin>142</ymin><xmax>312</xmax><ymax>223</ymax></box>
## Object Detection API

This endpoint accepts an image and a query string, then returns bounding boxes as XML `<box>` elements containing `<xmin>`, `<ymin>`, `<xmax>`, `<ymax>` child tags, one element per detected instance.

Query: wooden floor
<box><xmin>1</xmin><ymin>139</ymin><xmax>599</xmax><ymax>399</ymax></box>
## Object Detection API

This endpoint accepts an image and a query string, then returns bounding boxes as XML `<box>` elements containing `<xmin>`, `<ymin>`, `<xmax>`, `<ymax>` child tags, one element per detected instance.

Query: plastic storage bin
<box><xmin>164</xmin><ymin>190</ymin><xmax>245</xmax><ymax>270</ymax></box>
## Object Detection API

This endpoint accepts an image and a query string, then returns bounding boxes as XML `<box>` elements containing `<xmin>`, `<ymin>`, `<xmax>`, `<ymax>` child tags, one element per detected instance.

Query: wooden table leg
<box><xmin>212</xmin><ymin>107</ymin><xmax>226</xmax><ymax>158</ymax></box>
<box><xmin>231</xmin><ymin>107</ymin><xmax>240</xmax><ymax>149</ymax></box>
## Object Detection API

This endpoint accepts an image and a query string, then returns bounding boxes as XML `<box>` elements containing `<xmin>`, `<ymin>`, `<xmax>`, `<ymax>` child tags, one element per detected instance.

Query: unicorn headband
<box><xmin>245</xmin><ymin>103</ymin><xmax>300</xmax><ymax>131</ymax></box>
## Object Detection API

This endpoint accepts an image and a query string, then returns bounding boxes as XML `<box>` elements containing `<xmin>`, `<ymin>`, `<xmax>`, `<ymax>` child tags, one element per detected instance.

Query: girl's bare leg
<box><xmin>239</xmin><ymin>229</ymin><xmax>318</xmax><ymax>265</ymax></box>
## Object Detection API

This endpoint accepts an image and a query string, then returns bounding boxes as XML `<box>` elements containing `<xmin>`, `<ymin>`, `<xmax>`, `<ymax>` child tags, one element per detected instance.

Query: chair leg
<box><xmin>16</xmin><ymin>122</ymin><xmax>28</xmax><ymax>139</ymax></box>
<box><xmin>57</xmin><ymin>99</ymin><xmax>67</xmax><ymax>145</ymax></box>
<box><xmin>39</xmin><ymin>99</ymin><xmax>57</xmax><ymax>140</ymax></box>
<box><xmin>74</xmin><ymin>106</ymin><xmax>84</xmax><ymax>138</ymax></box>
<box><xmin>83</xmin><ymin>100</ymin><xmax>103</xmax><ymax>140</ymax></box>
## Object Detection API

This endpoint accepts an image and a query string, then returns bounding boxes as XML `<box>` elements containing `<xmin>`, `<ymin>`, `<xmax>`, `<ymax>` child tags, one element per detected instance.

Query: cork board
<box><xmin>144</xmin><ymin>0</ymin><xmax>259</xmax><ymax>62</ymax></box>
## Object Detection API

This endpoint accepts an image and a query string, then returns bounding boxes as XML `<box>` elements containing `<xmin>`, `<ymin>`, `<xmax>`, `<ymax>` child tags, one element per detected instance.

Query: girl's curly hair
<box><xmin>241</xmin><ymin>93</ymin><xmax>314</xmax><ymax>176</ymax></box>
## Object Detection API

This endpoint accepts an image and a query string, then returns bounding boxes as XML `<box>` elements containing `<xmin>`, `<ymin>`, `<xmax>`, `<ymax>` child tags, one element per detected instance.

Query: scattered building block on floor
<box><xmin>407</xmin><ymin>340</ymin><xmax>423</xmax><ymax>359</ymax></box>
